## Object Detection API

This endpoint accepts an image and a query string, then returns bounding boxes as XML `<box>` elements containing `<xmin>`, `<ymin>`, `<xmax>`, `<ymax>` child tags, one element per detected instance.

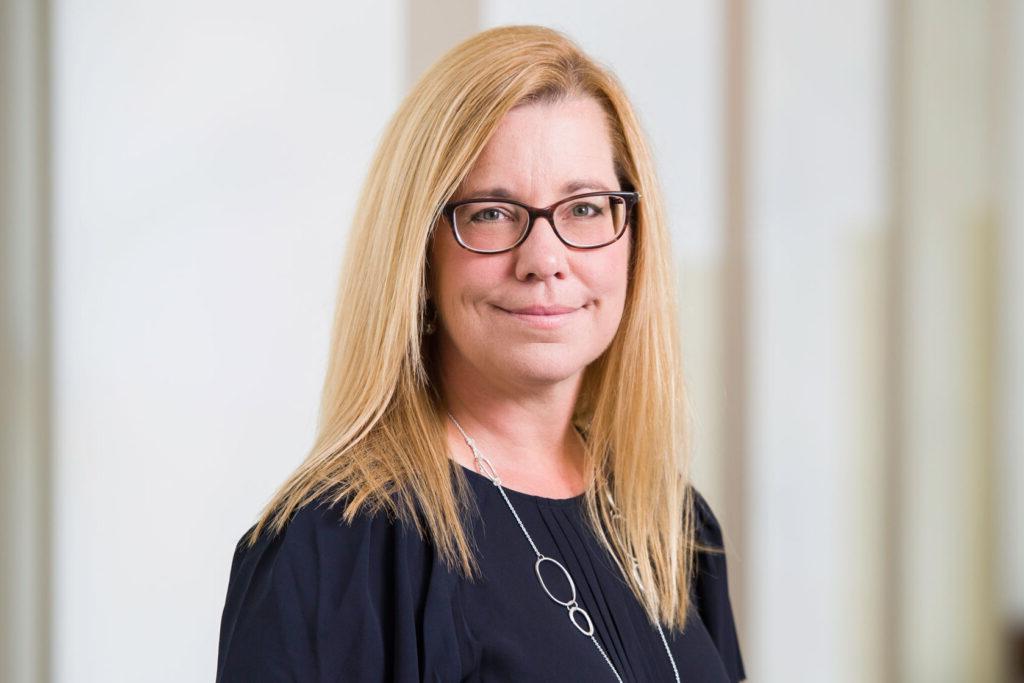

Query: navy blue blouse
<box><xmin>216</xmin><ymin>464</ymin><xmax>746</xmax><ymax>682</ymax></box>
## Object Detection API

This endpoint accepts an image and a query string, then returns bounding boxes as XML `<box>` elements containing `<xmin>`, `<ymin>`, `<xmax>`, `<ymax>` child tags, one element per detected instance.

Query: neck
<box><xmin>438</xmin><ymin>351</ymin><xmax>587</xmax><ymax>498</ymax></box>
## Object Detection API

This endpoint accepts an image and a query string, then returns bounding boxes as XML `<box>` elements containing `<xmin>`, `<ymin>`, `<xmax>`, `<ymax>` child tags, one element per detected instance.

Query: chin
<box><xmin>497</xmin><ymin>348</ymin><xmax>591</xmax><ymax>385</ymax></box>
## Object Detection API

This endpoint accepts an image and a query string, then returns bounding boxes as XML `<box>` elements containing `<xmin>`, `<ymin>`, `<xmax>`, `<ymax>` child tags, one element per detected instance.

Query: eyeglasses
<box><xmin>442</xmin><ymin>190</ymin><xmax>640</xmax><ymax>254</ymax></box>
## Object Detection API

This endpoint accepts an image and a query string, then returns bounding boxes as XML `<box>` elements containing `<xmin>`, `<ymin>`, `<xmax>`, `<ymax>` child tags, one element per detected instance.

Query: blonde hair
<box><xmin>245</xmin><ymin>24</ymin><xmax>714</xmax><ymax>632</ymax></box>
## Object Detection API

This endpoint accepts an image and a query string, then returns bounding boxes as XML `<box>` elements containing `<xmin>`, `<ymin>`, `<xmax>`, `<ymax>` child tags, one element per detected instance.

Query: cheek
<box><xmin>431</xmin><ymin>233</ymin><xmax>476</xmax><ymax>302</ymax></box>
<box><xmin>435</xmin><ymin>256</ymin><xmax>508</xmax><ymax>326</ymax></box>
<box><xmin>592</xmin><ymin>246</ymin><xmax>631</xmax><ymax>342</ymax></box>
<box><xmin>593</xmin><ymin>240</ymin><xmax>631</xmax><ymax>304</ymax></box>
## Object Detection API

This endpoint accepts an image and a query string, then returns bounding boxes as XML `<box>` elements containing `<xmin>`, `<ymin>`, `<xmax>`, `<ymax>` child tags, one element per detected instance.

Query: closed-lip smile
<box><xmin>494</xmin><ymin>303</ymin><xmax>582</xmax><ymax>329</ymax></box>
<box><xmin>503</xmin><ymin>305</ymin><xmax>578</xmax><ymax>315</ymax></box>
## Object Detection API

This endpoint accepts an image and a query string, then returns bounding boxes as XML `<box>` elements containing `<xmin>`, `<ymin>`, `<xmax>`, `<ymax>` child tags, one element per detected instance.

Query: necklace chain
<box><xmin>447</xmin><ymin>413</ymin><xmax>681</xmax><ymax>683</ymax></box>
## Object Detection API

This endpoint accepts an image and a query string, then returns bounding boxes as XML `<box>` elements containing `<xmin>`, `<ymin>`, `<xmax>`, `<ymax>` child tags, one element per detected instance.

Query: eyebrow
<box><xmin>464</xmin><ymin>178</ymin><xmax>615</xmax><ymax>200</ymax></box>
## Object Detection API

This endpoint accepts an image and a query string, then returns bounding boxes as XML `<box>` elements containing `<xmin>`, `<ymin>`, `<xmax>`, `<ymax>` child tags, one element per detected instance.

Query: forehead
<box><xmin>458</xmin><ymin>96</ymin><xmax>618</xmax><ymax>199</ymax></box>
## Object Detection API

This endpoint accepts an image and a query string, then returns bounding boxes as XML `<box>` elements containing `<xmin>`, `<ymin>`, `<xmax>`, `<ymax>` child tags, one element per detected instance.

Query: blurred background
<box><xmin>1</xmin><ymin>0</ymin><xmax>1021</xmax><ymax>681</ymax></box>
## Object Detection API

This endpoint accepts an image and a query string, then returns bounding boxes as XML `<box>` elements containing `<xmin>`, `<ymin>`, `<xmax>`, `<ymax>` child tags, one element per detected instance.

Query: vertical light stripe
<box><xmin>721</xmin><ymin>0</ymin><xmax>750</xmax><ymax>654</ymax></box>
<box><xmin>994</xmin><ymin>0</ymin><xmax>1024</xmax><ymax>679</ymax></box>
<box><xmin>896</xmin><ymin>1</ymin><xmax>1002</xmax><ymax>679</ymax></box>
<box><xmin>0</xmin><ymin>2</ymin><xmax>52</xmax><ymax>682</ymax></box>
<box><xmin>883</xmin><ymin>2</ymin><xmax>908</xmax><ymax>680</ymax></box>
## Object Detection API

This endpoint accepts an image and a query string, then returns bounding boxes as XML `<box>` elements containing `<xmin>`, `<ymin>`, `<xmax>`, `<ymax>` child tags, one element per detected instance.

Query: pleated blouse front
<box><xmin>216</xmin><ymin>463</ymin><xmax>747</xmax><ymax>682</ymax></box>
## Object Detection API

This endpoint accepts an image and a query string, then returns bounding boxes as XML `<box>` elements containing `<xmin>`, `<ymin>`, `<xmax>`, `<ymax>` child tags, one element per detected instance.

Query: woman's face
<box><xmin>428</xmin><ymin>95</ymin><xmax>631</xmax><ymax>391</ymax></box>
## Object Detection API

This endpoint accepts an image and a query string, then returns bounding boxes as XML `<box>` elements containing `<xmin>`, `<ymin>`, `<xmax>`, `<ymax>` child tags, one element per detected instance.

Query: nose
<box><xmin>513</xmin><ymin>215</ymin><xmax>569</xmax><ymax>282</ymax></box>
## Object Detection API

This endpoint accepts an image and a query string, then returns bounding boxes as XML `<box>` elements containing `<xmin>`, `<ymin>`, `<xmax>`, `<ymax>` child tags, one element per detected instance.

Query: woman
<box><xmin>217</xmin><ymin>25</ymin><xmax>746</xmax><ymax>682</ymax></box>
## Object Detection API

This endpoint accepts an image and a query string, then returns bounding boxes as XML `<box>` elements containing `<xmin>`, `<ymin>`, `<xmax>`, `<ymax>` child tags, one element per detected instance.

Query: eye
<box><xmin>569</xmin><ymin>202</ymin><xmax>602</xmax><ymax>218</ymax></box>
<box><xmin>470</xmin><ymin>207</ymin><xmax>514</xmax><ymax>222</ymax></box>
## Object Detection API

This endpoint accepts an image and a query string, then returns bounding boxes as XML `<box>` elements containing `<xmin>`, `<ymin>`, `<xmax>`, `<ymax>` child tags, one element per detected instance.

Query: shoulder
<box><xmin>274</xmin><ymin>494</ymin><xmax>430</xmax><ymax>562</ymax></box>
<box><xmin>687</xmin><ymin>485</ymin><xmax>747</xmax><ymax>682</ymax></box>
<box><xmin>217</xmin><ymin>494</ymin><xmax>461</xmax><ymax>681</ymax></box>
<box><xmin>687</xmin><ymin>485</ymin><xmax>732</xmax><ymax>590</ymax></box>
<box><xmin>690</xmin><ymin>485</ymin><xmax>726</xmax><ymax>550</ymax></box>
<box><xmin>226</xmin><ymin>494</ymin><xmax>436</xmax><ymax>608</ymax></box>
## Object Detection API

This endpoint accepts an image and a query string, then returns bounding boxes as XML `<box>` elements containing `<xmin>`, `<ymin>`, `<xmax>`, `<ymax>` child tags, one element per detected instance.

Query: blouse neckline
<box><xmin>458</xmin><ymin>462</ymin><xmax>586</xmax><ymax>509</ymax></box>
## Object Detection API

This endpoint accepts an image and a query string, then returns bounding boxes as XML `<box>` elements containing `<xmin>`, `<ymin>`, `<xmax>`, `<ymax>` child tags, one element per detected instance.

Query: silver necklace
<box><xmin>447</xmin><ymin>413</ymin><xmax>681</xmax><ymax>683</ymax></box>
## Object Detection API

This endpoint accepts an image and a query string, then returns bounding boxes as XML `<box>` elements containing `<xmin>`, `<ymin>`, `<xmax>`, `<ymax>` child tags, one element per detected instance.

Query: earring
<box><xmin>423</xmin><ymin>302</ymin><xmax>437</xmax><ymax>335</ymax></box>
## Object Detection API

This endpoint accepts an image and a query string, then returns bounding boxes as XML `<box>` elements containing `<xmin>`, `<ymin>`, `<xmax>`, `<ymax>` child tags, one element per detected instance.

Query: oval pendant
<box><xmin>568</xmin><ymin>604</ymin><xmax>595</xmax><ymax>636</ymax></box>
<box><xmin>534</xmin><ymin>555</ymin><xmax>577</xmax><ymax>606</ymax></box>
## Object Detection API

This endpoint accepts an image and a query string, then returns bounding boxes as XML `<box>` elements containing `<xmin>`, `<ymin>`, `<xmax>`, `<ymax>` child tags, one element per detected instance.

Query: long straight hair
<box><xmin>245</xmin><ymin>24</ymin><xmax>714</xmax><ymax>632</ymax></box>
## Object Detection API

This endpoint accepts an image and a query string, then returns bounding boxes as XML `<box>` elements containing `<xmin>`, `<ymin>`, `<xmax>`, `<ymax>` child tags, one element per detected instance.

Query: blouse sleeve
<box><xmin>215</xmin><ymin>496</ymin><xmax>463</xmax><ymax>682</ymax></box>
<box><xmin>691</xmin><ymin>488</ymin><xmax>748</xmax><ymax>683</ymax></box>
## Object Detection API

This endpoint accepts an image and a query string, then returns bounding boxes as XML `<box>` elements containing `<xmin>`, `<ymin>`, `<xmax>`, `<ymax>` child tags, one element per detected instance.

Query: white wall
<box><xmin>50</xmin><ymin>2</ymin><xmax>401</xmax><ymax>680</ymax></box>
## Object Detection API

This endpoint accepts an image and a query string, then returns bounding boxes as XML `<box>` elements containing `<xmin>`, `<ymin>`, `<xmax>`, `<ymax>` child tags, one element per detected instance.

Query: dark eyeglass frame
<box><xmin>441</xmin><ymin>190</ymin><xmax>641</xmax><ymax>254</ymax></box>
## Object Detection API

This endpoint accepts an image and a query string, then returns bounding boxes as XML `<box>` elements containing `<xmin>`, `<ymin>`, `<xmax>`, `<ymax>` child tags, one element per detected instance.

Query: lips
<box><xmin>503</xmin><ymin>305</ymin><xmax>578</xmax><ymax>315</ymax></box>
